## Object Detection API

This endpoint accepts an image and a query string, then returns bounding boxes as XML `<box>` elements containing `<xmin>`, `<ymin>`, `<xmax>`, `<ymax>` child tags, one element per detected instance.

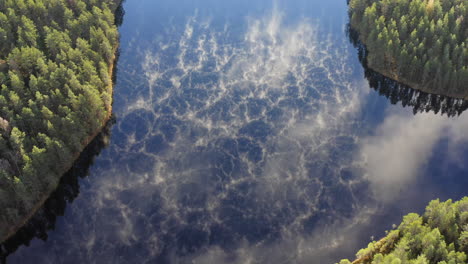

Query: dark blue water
<box><xmin>4</xmin><ymin>0</ymin><xmax>468</xmax><ymax>263</ymax></box>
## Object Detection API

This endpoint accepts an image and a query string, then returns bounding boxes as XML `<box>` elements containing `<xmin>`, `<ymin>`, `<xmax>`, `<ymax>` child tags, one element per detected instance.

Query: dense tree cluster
<box><xmin>349</xmin><ymin>0</ymin><xmax>467</xmax><ymax>97</ymax></box>
<box><xmin>1</xmin><ymin>121</ymin><xmax>112</xmax><ymax>260</ymax></box>
<box><xmin>340</xmin><ymin>197</ymin><xmax>468</xmax><ymax>264</ymax></box>
<box><xmin>0</xmin><ymin>0</ymin><xmax>120</xmax><ymax>240</ymax></box>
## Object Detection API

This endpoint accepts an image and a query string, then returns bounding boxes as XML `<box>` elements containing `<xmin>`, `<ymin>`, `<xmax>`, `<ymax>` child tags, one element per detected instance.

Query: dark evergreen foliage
<box><xmin>0</xmin><ymin>119</ymin><xmax>113</xmax><ymax>262</ymax></box>
<box><xmin>348</xmin><ymin>27</ymin><xmax>468</xmax><ymax>117</ymax></box>
<box><xmin>349</xmin><ymin>0</ymin><xmax>467</xmax><ymax>97</ymax></box>
<box><xmin>0</xmin><ymin>0</ymin><xmax>120</xmax><ymax>240</ymax></box>
<box><xmin>340</xmin><ymin>197</ymin><xmax>468</xmax><ymax>264</ymax></box>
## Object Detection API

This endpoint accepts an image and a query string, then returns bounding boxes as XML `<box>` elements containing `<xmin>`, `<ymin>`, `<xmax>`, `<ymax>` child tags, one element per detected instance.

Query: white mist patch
<box><xmin>8</xmin><ymin>7</ymin><xmax>375</xmax><ymax>264</ymax></box>
<box><xmin>227</xmin><ymin>9</ymin><xmax>319</xmax><ymax>91</ymax></box>
<box><xmin>93</xmin><ymin>8</ymin><xmax>371</xmax><ymax>262</ymax></box>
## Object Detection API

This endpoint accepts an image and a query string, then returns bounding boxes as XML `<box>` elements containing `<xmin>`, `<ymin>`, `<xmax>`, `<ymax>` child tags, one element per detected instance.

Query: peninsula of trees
<box><xmin>340</xmin><ymin>197</ymin><xmax>468</xmax><ymax>264</ymax></box>
<box><xmin>0</xmin><ymin>0</ymin><xmax>121</xmax><ymax>242</ymax></box>
<box><xmin>349</xmin><ymin>0</ymin><xmax>467</xmax><ymax>99</ymax></box>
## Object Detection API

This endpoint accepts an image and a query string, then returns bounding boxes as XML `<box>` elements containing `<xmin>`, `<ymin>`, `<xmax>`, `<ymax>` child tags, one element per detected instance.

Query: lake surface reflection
<box><xmin>4</xmin><ymin>0</ymin><xmax>468</xmax><ymax>263</ymax></box>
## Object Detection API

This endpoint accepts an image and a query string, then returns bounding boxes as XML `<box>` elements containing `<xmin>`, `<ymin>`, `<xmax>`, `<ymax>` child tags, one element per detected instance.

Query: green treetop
<box><xmin>339</xmin><ymin>197</ymin><xmax>468</xmax><ymax>264</ymax></box>
<box><xmin>349</xmin><ymin>0</ymin><xmax>467</xmax><ymax>98</ymax></box>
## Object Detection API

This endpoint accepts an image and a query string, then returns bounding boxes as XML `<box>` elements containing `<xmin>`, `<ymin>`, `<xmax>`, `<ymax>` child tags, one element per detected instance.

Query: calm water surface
<box><xmin>4</xmin><ymin>0</ymin><xmax>468</xmax><ymax>263</ymax></box>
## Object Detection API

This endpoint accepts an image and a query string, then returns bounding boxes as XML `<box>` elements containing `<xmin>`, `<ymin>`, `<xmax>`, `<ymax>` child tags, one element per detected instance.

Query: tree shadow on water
<box><xmin>347</xmin><ymin>25</ymin><xmax>468</xmax><ymax>118</ymax></box>
<box><xmin>0</xmin><ymin>118</ymin><xmax>115</xmax><ymax>264</ymax></box>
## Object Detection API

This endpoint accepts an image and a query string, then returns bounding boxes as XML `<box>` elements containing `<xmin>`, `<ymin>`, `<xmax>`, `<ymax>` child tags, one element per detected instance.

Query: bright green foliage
<box><xmin>349</xmin><ymin>0</ymin><xmax>467</xmax><ymax>96</ymax></box>
<box><xmin>0</xmin><ymin>0</ymin><xmax>121</xmax><ymax>239</ymax></box>
<box><xmin>339</xmin><ymin>197</ymin><xmax>468</xmax><ymax>264</ymax></box>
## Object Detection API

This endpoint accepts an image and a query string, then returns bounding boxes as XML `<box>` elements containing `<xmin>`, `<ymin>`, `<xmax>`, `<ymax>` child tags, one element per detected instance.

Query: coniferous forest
<box><xmin>340</xmin><ymin>197</ymin><xmax>468</xmax><ymax>264</ymax></box>
<box><xmin>0</xmin><ymin>0</ymin><xmax>467</xmax><ymax>263</ymax></box>
<box><xmin>0</xmin><ymin>0</ymin><xmax>120</xmax><ymax>242</ymax></box>
<box><xmin>349</xmin><ymin>0</ymin><xmax>468</xmax><ymax>98</ymax></box>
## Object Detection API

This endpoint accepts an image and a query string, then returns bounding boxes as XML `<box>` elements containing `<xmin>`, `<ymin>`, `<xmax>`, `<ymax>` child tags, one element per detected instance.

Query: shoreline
<box><xmin>350</xmin><ymin>27</ymin><xmax>468</xmax><ymax>101</ymax></box>
<box><xmin>366</xmin><ymin>59</ymin><xmax>468</xmax><ymax>101</ymax></box>
<box><xmin>0</xmin><ymin>1</ymin><xmax>122</xmax><ymax>243</ymax></box>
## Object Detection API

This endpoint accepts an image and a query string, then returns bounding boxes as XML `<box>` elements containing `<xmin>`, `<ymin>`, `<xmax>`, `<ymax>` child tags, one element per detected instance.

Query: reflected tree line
<box><xmin>347</xmin><ymin>26</ymin><xmax>468</xmax><ymax>117</ymax></box>
<box><xmin>0</xmin><ymin>0</ymin><xmax>125</xmax><ymax>261</ymax></box>
<box><xmin>0</xmin><ymin>0</ymin><xmax>121</xmax><ymax>243</ymax></box>
<box><xmin>0</xmin><ymin>118</ymin><xmax>114</xmax><ymax>263</ymax></box>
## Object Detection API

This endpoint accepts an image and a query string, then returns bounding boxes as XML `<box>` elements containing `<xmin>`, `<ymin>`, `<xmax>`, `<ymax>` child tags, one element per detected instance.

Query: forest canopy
<box><xmin>339</xmin><ymin>197</ymin><xmax>468</xmax><ymax>264</ymax></box>
<box><xmin>0</xmin><ymin>0</ymin><xmax>120</xmax><ymax>241</ymax></box>
<box><xmin>349</xmin><ymin>0</ymin><xmax>468</xmax><ymax>98</ymax></box>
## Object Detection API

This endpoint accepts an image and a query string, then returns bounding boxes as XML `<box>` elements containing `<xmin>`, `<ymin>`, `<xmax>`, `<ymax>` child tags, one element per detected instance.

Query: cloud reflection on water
<box><xmin>108</xmin><ymin>9</ymin><xmax>371</xmax><ymax>262</ymax></box>
<box><xmin>11</xmin><ymin>8</ymin><xmax>369</xmax><ymax>264</ymax></box>
<box><xmin>7</xmin><ymin>1</ymin><xmax>468</xmax><ymax>264</ymax></box>
<box><xmin>361</xmin><ymin>109</ymin><xmax>468</xmax><ymax>203</ymax></box>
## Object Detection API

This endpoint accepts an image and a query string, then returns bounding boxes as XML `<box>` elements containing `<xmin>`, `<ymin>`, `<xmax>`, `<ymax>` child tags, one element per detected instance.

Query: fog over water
<box><xmin>5</xmin><ymin>0</ymin><xmax>468</xmax><ymax>263</ymax></box>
